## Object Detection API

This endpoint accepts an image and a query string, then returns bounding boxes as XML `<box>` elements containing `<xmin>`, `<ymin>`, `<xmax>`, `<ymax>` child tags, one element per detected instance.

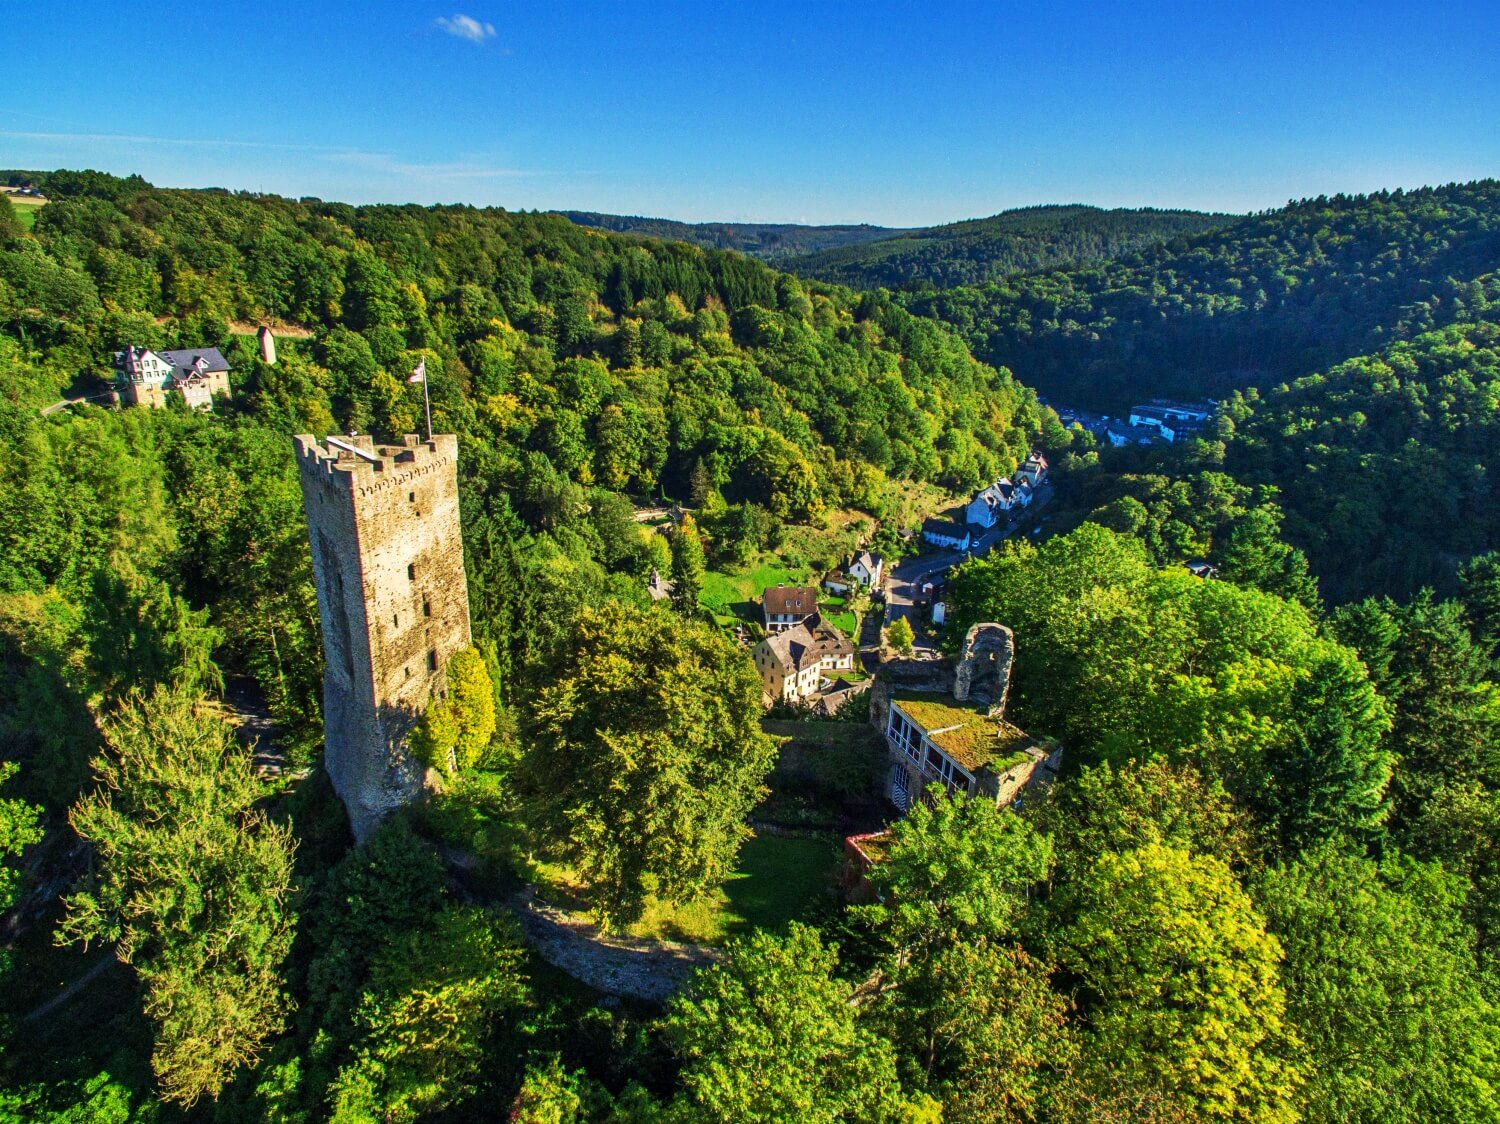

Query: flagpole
<box><xmin>423</xmin><ymin>371</ymin><xmax>432</xmax><ymax>442</ymax></box>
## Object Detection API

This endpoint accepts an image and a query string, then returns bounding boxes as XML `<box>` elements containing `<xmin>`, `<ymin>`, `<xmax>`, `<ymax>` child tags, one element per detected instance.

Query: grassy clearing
<box><xmin>699</xmin><ymin>558</ymin><xmax>810</xmax><ymax>623</ymax></box>
<box><xmin>628</xmin><ymin>832</ymin><xmax>841</xmax><ymax>944</ymax></box>
<box><xmin>8</xmin><ymin>196</ymin><xmax>41</xmax><ymax>231</ymax></box>
<box><xmin>819</xmin><ymin>593</ymin><xmax>859</xmax><ymax>636</ymax></box>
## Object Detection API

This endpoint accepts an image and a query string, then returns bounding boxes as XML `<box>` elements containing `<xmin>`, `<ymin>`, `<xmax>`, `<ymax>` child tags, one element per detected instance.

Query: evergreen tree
<box><xmin>669</xmin><ymin>513</ymin><xmax>706</xmax><ymax>617</ymax></box>
<box><xmin>60</xmin><ymin>686</ymin><xmax>297</xmax><ymax>1106</ymax></box>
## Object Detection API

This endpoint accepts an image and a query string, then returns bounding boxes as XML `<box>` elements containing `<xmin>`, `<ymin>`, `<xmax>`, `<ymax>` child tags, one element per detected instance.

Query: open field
<box><xmin>5</xmin><ymin>193</ymin><xmax>43</xmax><ymax>231</ymax></box>
<box><xmin>700</xmin><ymin>558</ymin><xmax>810</xmax><ymax>625</ymax></box>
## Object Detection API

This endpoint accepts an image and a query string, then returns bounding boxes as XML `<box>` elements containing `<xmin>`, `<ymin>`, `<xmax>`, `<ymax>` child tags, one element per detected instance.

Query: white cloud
<box><xmin>435</xmin><ymin>14</ymin><xmax>496</xmax><ymax>43</ymax></box>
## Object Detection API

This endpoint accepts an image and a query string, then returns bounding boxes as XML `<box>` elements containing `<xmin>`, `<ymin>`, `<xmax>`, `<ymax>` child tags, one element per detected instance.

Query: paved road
<box><xmin>879</xmin><ymin>483</ymin><xmax>1054</xmax><ymax>651</ymax></box>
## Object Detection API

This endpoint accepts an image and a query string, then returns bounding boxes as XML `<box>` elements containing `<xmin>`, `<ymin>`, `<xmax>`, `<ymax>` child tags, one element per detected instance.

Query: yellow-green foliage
<box><xmin>410</xmin><ymin>647</ymin><xmax>496</xmax><ymax>775</ymax></box>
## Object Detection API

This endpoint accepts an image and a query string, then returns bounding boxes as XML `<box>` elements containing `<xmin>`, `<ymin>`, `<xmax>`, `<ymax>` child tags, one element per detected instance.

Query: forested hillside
<box><xmin>0</xmin><ymin>166</ymin><xmax>1044</xmax><ymax>771</ymax></box>
<box><xmin>786</xmin><ymin>204</ymin><xmax>1232</xmax><ymax>289</ymax></box>
<box><xmin>1226</xmin><ymin>311</ymin><xmax>1500</xmax><ymax>600</ymax></box>
<box><xmin>908</xmin><ymin>181</ymin><xmax>1500</xmax><ymax>410</ymax></box>
<box><xmin>2</xmin><ymin>169</ymin><xmax>1499</xmax><ymax>1123</ymax></box>
<box><xmin>1054</xmin><ymin>287</ymin><xmax>1500</xmax><ymax>603</ymax></box>
<box><xmin>558</xmin><ymin>210</ymin><xmax>907</xmax><ymax>260</ymax></box>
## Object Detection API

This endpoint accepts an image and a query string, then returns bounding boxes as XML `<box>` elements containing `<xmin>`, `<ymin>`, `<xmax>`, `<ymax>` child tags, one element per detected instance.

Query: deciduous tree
<box><xmin>665</xmin><ymin>923</ymin><xmax>931</xmax><ymax>1123</ymax></box>
<box><xmin>521</xmin><ymin>603</ymin><xmax>776</xmax><ymax>927</ymax></box>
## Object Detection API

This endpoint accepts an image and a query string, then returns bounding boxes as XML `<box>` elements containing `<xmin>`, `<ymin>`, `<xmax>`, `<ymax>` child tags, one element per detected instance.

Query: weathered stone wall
<box><xmin>953</xmin><ymin>622</ymin><xmax>1015</xmax><ymax>715</ymax></box>
<box><xmin>294</xmin><ymin>433</ymin><xmax>472</xmax><ymax>840</ymax></box>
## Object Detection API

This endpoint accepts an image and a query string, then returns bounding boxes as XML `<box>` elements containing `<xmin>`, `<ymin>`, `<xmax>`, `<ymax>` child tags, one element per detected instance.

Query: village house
<box><xmin>763</xmin><ymin>584</ymin><xmax>820</xmax><ymax>632</ymax></box>
<box><xmin>1106</xmin><ymin>421</ymin><xmax>1163</xmax><ymax>447</ymax></box>
<box><xmin>114</xmin><ymin>346</ymin><xmax>232</xmax><ymax>410</ymax></box>
<box><xmin>1126</xmin><ymin>400</ymin><xmax>1215</xmax><ymax>445</ymax></box>
<box><xmin>921</xmin><ymin>518</ymin><xmax>972</xmax><ymax>551</ymax></box>
<box><xmin>965</xmin><ymin>481</ymin><xmax>1014</xmax><ymax>528</ymax></box>
<box><xmin>1017</xmin><ymin>451</ymin><xmax>1048</xmax><ymax>487</ymax></box>
<box><xmin>752</xmin><ymin>612</ymin><xmax>856</xmax><ymax>704</ymax></box>
<box><xmin>824</xmin><ymin>550</ymin><xmax>884</xmax><ymax>595</ymax></box>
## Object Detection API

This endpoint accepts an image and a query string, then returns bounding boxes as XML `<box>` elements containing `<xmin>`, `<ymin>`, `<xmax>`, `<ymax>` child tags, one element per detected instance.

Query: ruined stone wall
<box><xmin>294</xmin><ymin>433</ymin><xmax>472</xmax><ymax>840</ymax></box>
<box><xmin>953</xmin><ymin>622</ymin><xmax>1015</xmax><ymax>716</ymax></box>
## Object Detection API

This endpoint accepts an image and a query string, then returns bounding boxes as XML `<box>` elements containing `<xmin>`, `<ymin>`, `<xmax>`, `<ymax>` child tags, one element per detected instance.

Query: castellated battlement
<box><xmin>293</xmin><ymin>433</ymin><xmax>472</xmax><ymax>841</ymax></box>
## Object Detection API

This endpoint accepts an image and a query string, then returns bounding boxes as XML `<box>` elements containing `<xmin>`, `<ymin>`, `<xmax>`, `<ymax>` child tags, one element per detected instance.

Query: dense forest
<box><xmin>1</xmin><ymin>169</ymin><xmax>1498</xmax><ymax>1122</ymax></box>
<box><xmin>1045</xmin><ymin>286</ymin><xmax>1500</xmax><ymax>603</ymax></box>
<box><xmin>784</xmin><ymin>205</ymin><xmax>1232</xmax><ymax>290</ymax></box>
<box><xmin>907</xmin><ymin>181</ymin><xmax>1500</xmax><ymax>410</ymax></box>
<box><xmin>558</xmin><ymin>211</ymin><xmax>906</xmax><ymax>261</ymax></box>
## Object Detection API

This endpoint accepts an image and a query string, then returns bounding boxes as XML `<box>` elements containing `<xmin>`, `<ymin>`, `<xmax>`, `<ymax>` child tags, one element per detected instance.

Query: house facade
<box><xmin>849</xmin><ymin>551</ymin><xmax>884</xmax><ymax>588</ymax></box>
<box><xmin>825</xmin><ymin>551</ymin><xmax>884</xmax><ymax>595</ymax></box>
<box><xmin>763</xmin><ymin>585</ymin><xmax>820</xmax><ymax>632</ymax></box>
<box><xmin>921</xmin><ymin>519</ymin><xmax>972</xmax><ymax>551</ymax></box>
<box><xmin>114</xmin><ymin>346</ymin><xmax>232</xmax><ymax>411</ymax></box>
<box><xmin>752</xmin><ymin>613</ymin><xmax>855</xmax><ymax>704</ymax></box>
<box><xmin>965</xmin><ymin>482</ymin><xmax>1010</xmax><ymax>528</ymax></box>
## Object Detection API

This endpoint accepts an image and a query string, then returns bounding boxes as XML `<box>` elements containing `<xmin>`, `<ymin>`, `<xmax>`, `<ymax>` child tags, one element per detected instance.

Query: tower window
<box><xmin>422</xmin><ymin>598</ymin><xmax>431</xmax><ymax>618</ymax></box>
<box><xmin>409</xmin><ymin>491</ymin><xmax>416</xmax><ymax>503</ymax></box>
<box><xmin>427</xmin><ymin>650</ymin><xmax>438</xmax><ymax>672</ymax></box>
<box><xmin>407</xmin><ymin>562</ymin><xmax>416</xmax><ymax>581</ymax></box>
<box><xmin>392</xmin><ymin>613</ymin><xmax>399</xmax><ymax>628</ymax></box>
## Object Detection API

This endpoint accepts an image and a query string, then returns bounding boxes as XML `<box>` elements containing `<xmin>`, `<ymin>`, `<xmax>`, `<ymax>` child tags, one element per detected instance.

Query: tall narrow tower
<box><xmin>293</xmin><ymin>433</ymin><xmax>472</xmax><ymax>840</ymax></box>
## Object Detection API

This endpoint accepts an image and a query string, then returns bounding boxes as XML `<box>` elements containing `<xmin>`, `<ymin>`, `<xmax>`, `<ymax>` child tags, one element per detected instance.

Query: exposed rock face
<box><xmin>294</xmin><ymin>433</ymin><xmax>472</xmax><ymax>840</ymax></box>
<box><xmin>953</xmin><ymin>622</ymin><xmax>1015</xmax><ymax>716</ymax></box>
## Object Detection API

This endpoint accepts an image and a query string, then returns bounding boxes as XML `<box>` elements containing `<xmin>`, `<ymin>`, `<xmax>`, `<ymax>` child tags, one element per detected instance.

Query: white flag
<box><xmin>407</xmin><ymin>358</ymin><xmax>426</xmax><ymax>384</ymax></box>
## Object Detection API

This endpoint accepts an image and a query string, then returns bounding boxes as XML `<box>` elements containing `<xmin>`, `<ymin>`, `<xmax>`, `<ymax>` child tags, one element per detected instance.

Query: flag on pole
<box><xmin>407</xmin><ymin>358</ymin><xmax>426</xmax><ymax>384</ymax></box>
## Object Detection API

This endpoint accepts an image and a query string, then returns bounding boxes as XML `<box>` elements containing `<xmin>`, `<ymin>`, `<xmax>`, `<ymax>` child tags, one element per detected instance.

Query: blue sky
<box><xmin>4</xmin><ymin>1</ymin><xmax>1497</xmax><ymax>225</ymax></box>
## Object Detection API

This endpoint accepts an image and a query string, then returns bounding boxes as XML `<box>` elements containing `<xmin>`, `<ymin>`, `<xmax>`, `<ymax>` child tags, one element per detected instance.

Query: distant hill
<box><xmin>904</xmin><ymin>182</ymin><xmax>1500</xmax><ymax>410</ymax></box>
<box><xmin>557</xmin><ymin>211</ymin><xmax>910</xmax><ymax>261</ymax></box>
<box><xmin>784</xmin><ymin>205</ymin><xmax>1235</xmax><ymax>289</ymax></box>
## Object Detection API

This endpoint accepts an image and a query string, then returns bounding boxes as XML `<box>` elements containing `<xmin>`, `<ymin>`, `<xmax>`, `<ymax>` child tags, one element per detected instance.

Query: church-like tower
<box><xmin>293</xmin><ymin>433</ymin><xmax>472</xmax><ymax>840</ymax></box>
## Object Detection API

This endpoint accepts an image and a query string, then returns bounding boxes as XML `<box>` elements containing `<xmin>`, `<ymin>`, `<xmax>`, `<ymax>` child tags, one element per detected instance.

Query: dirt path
<box><xmin>510</xmin><ymin>889</ymin><xmax>720</xmax><ymax>1004</ymax></box>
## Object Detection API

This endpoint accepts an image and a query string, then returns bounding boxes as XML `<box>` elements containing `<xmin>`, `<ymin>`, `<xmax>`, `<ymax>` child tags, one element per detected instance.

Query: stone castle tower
<box><xmin>293</xmin><ymin>433</ymin><xmax>472</xmax><ymax>840</ymax></box>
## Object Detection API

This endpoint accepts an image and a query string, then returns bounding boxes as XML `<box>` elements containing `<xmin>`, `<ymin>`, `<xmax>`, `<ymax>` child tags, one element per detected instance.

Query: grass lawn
<box><xmin>826</xmin><ymin>668</ymin><xmax>868</xmax><ymax>682</ymax></box>
<box><xmin>819</xmin><ymin>593</ymin><xmax>860</xmax><ymax>636</ymax></box>
<box><xmin>628</xmin><ymin>832</ymin><xmax>841</xmax><ymax>944</ymax></box>
<box><xmin>699</xmin><ymin>558</ymin><xmax>811</xmax><ymax>622</ymax></box>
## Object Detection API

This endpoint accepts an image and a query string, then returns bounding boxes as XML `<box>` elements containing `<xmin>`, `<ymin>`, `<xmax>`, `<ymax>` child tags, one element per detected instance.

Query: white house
<box><xmin>921</xmin><ymin>519</ymin><xmax>972</xmax><ymax>551</ymax></box>
<box><xmin>1127</xmin><ymin>405</ymin><xmax>1180</xmax><ymax>441</ymax></box>
<box><xmin>965</xmin><ymin>482</ymin><xmax>1012</xmax><ymax>528</ymax></box>
<box><xmin>825</xmin><ymin>551</ymin><xmax>885</xmax><ymax>595</ymax></box>
<box><xmin>1106</xmin><ymin>422</ymin><xmax>1162</xmax><ymax>447</ymax></box>
<box><xmin>849</xmin><ymin>551</ymin><xmax>884</xmax><ymax>588</ymax></box>
<box><xmin>114</xmin><ymin>346</ymin><xmax>232</xmax><ymax>411</ymax></box>
<box><xmin>763</xmin><ymin>585</ymin><xmax>819</xmax><ymax>633</ymax></box>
